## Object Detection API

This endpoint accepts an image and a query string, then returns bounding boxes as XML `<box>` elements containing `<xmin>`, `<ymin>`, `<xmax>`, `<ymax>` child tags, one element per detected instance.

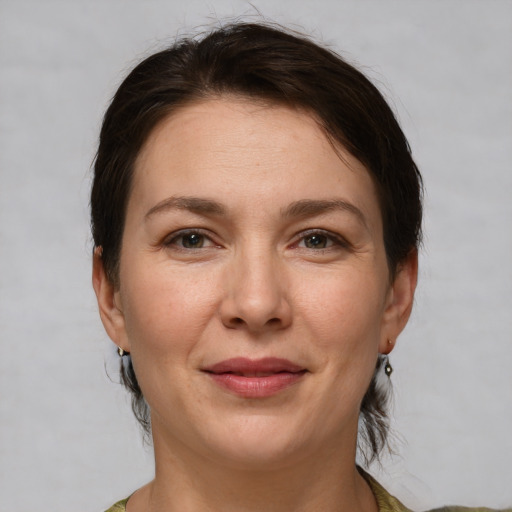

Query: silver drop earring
<box><xmin>384</xmin><ymin>356</ymin><xmax>393</xmax><ymax>377</ymax></box>
<box><xmin>117</xmin><ymin>347</ymin><xmax>129</xmax><ymax>357</ymax></box>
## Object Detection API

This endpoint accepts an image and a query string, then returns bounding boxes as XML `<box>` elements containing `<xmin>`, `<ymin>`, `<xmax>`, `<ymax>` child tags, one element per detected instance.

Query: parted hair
<box><xmin>91</xmin><ymin>21</ymin><xmax>423</xmax><ymax>465</ymax></box>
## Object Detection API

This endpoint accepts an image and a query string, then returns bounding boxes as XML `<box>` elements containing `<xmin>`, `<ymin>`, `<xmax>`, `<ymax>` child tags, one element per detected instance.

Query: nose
<box><xmin>219</xmin><ymin>248</ymin><xmax>292</xmax><ymax>334</ymax></box>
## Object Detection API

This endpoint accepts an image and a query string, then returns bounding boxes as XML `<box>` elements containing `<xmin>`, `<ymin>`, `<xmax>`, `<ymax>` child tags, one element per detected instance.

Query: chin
<box><xmin>198</xmin><ymin>415</ymin><xmax>317</xmax><ymax>471</ymax></box>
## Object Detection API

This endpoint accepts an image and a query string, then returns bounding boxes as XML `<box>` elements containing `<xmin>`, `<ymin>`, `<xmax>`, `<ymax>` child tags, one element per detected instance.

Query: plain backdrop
<box><xmin>0</xmin><ymin>1</ymin><xmax>511</xmax><ymax>511</ymax></box>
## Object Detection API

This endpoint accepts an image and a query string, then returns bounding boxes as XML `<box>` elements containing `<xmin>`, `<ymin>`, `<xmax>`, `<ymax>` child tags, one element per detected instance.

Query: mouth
<box><xmin>202</xmin><ymin>357</ymin><xmax>307</xmax><ymax>398</ymax></box>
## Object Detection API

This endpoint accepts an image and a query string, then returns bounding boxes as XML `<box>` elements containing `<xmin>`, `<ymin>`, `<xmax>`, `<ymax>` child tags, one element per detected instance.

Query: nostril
<box><xmin>228</xmin><ymin>316</ymin><xmax>282</xmax><ymax>329</ymax></box>
<box><xmin>223</xmin><ymin>316</ymin><xmax>247</xmax><ymax>329</ymax></box>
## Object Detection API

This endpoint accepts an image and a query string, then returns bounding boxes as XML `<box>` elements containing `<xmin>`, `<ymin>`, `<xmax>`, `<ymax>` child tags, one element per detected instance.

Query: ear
<box><xmin>92</xmin><ymin>247</ymin><xmax>130</xmax><ymax>352</ymax></box>
<box><xmin>379</xmin><ymin>249</ymin><xmax>418</xmax><ymax>355</ymax></box>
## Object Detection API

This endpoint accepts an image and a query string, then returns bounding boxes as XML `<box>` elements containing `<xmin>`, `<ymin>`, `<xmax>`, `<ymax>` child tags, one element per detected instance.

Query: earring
<box><xmin>384</xmin><ymin>356</ymin><xmax>393</xmax><ymax>377</ymax></box>
<box><xmin>117</xmin><ymin>347</ymin><xmax>130</xmax><ymax>357</ymax></box>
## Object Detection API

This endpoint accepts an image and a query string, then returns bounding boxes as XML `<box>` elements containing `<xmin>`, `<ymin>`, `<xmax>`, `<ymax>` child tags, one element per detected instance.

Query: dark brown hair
<box><xmin>91</xmin><ymin>21</ymin><xmax>422</xmax><ymax>464</ymax></box>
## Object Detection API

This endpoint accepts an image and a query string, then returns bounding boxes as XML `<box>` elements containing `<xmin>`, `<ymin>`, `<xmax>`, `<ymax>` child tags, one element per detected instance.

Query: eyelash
<box><xmin>163</xmin><ymin>228</ymin><xmax>349</xmax><ymax>252</ymax></box>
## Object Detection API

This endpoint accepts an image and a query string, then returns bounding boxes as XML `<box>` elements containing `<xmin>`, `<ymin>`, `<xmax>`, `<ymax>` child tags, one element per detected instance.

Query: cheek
<box><xmin>119</xmin><ymin>262</ymin><xmax>220</xmax><ymax>359</ymax></box>
<box><xmin>300</xmin><ymin>267</ymin><xmax>385</xmax><ymax>337</ymax></box>
<box><xmin>296</xmin><ymin>266</ymin><xmax>386</xmax><ymax>378</ymax></box>
<box><xmin>117</xmin><ymin>264</ymin><xmax>222</xmax><ymax>419</ymax></box>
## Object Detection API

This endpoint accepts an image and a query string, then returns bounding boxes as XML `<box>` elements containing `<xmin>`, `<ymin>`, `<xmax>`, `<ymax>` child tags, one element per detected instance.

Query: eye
<box><xmin>299</xmin><ymin>233</ymin><xmax>333</xmax><ymax>249</ymax></box>
<box><xmin>294</xmin><ymin>230</ymin><xmax>350</xmax><ymax>251</ymax></box>
<box><xmin>180</xmin><ymin>232</ymin><xmax>206</xmax><ymax>248</ymax></box>
<box><xmin>165</xmin><ymin>230</ymin><xmax>216</xmax><ymax>249</ymax></box>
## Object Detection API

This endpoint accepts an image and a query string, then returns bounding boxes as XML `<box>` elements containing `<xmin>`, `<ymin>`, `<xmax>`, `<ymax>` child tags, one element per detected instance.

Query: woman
<box><xmin>91</xmin><ymin>22</ymin><xmax>503</xmax><ymax>512</ymax></box>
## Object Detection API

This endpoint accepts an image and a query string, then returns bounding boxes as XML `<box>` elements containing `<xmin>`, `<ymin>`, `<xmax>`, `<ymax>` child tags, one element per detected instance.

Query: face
<box><xmin>94</xmin><ymin>97</ymin><xmax>416</xmax><ymax>469</ymax></box>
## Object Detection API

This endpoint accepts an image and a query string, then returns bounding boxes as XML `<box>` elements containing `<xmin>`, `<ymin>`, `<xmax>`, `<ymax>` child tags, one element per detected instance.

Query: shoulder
<box><xmin>362</xmin><ymin>470</ymin><xmax>413</xmax><ymax>512</ymax></box>
<box><xmin>104</xmin><ymin>497</ymin><xmax>129</xmax><ymax>512</ymax></box>
<box><xmin>102</xmin><ymin>485</ymin><xmax>511</xmax><ymax>512</ymax></box>
<box><xmin>361</xmin><ymin>469</ymin><xmax>510</xmax><ymax>512</ymax></box>
<box><xmin>428</xmin><ymin>508</ymin><xmax>512</xmax><ymax>512</ymax></box>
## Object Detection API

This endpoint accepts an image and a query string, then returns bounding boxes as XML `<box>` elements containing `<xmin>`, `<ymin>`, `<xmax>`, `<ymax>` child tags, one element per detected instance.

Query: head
<box><xmin>91</xmin><ymin>22</ymin><xmax>422</xmax><ymax>466</ymax></box>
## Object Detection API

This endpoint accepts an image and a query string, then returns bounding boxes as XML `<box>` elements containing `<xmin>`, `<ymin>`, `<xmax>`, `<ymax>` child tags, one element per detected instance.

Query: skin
<box><xmin>93</xmin><ymin>97</ymin><xmax>417</xmax><ymax>512</ymax></box>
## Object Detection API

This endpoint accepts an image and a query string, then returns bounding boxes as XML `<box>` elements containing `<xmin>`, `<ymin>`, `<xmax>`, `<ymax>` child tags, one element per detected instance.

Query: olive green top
<box><xmin>105</xmin><ymin>498</ymin><xmax>129</xmax><ymax>512</ymax></box>
<box><xmin>104</xmin><ymin>473</ymin><xmax>510</xmax><ymax>512</ymax></box>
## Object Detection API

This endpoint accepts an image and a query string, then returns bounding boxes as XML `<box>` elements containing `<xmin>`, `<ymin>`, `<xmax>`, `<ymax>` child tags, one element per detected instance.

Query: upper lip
<box><xmin>203</xmin><ymin>357</ymin><xmax>306</xmax><ymax>376</ymax></box>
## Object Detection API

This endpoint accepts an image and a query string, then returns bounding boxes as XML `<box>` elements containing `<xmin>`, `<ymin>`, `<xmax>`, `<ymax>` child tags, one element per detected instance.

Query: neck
<box><xmin>129</xmin><ymin>428</ymin><xmax>378</xmax><ymax>512</ymax></box>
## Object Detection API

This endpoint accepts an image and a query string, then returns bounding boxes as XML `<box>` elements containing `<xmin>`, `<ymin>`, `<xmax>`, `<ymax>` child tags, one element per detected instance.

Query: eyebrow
<box><xmin>145</xmin><ymin>196</ymin><xmax>226</xmax><ymax>219</ymax></box>
<box><xmin>282</xmin><ymin>199</ymin><xmax>368</xmax><ymax>228</ymax></box>
<box><xmin>145</xmin><ymin>196</ymin><xmax>367</xmax><ymax>228</ymax></box>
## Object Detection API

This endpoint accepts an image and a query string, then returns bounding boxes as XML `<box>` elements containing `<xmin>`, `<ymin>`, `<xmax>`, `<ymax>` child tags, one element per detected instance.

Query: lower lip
<box><xmin>206</xmin><ymin>372</ymin><xmax>306</xmax><ymax>398</ymax></box>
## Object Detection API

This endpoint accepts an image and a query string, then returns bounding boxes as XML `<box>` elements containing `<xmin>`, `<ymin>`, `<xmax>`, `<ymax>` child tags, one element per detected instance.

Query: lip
<box><xmin>202</xmin><ymin>357</ymin><xmax>307</xmax><ymax>398</ymax></box>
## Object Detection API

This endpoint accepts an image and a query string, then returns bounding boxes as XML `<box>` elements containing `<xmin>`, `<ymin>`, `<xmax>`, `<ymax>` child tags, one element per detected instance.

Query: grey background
<box><xmin>0</xmin><ymin>1</ymin><xmax>511</xmax><ymax>511</ymax></box>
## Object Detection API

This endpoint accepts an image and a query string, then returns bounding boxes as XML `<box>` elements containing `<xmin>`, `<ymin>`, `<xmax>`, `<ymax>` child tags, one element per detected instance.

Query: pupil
<box><xmin>305</xmin><ymin>235</ymin><xmax>326</xmax><ymax>248</ymax></box>
<box><xmin>183</xmin><ymin>234</ymin><xmax>203</xmax><ymax>248</ymax></box>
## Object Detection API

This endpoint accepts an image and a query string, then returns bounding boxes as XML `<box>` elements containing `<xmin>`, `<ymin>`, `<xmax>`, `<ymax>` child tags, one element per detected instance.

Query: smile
<box><xmin>202</xmin><ymin>357</ymin><xmax>307</xmax><ymax>398</ymax></box>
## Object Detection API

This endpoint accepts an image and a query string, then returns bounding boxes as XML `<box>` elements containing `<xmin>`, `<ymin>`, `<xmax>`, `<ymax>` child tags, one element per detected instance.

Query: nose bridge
<box><xmin>222</xmin><ymin>238</ymin><xmax>291</xmax><ymax>331</ymax></box>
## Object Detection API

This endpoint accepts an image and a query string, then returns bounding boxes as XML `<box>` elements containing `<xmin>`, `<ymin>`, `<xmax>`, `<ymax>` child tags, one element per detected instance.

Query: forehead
<box><xmin>135</xmin><ymin>96</ymin><xmax>331</xmax><ymax>175</ymax></box>
<box><xmin>131</xmin><ymin>97</ymin><xmax>382</xmax><ymax>229</ymax></box>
